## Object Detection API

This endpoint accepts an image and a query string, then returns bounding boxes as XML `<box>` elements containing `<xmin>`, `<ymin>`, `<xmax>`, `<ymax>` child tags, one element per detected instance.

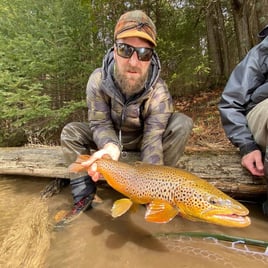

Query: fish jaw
<box><xmin>176</xmin><ymin>200</ymin><xmax>251</xmax><ymax>228</ymax></box>
<box><xmin>209</xmin><ymin>201</ymin><xmax>250</xmax><ymax>227</ymax></box>
<box><xmin>178</xmin><ymin>211</ymin><xmax>251</xmax><ymax>228</ymax></box>
<box><xmin>202</xmin><ymin>201</ymin><xmax>251</xmax><ymax>227</ymax></box>
<box><xmin>205</xmin><ymin>214</ymin><xmax>251</xmax><ymax>228</ymax></box>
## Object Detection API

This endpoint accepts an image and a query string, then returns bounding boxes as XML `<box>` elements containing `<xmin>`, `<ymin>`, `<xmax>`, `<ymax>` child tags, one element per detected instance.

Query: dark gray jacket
<box><xmin>218</xmin><ymin>37</ymin><xmax>268</xmax><ymax>156</ymax></box>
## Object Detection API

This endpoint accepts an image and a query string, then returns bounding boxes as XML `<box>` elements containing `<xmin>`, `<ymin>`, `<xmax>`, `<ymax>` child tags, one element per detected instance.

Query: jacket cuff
<box><xmin>239</xmin><ymin>142</ymin><xmax>261</xmax><ymax>157</ymax></box>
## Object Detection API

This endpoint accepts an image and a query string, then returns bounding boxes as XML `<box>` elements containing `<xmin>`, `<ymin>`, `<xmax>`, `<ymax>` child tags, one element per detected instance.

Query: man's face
<box><xmin>114</xmin><ymin>37</ymin><xmax>153</xmax><ymax>98</ymax></box>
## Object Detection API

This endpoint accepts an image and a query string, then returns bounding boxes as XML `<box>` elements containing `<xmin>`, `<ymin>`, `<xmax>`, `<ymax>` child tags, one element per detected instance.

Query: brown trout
<box><xmin>69</xmin><ymin>155</ymin><xmax>251</xmax><ymax>228</ymax></box>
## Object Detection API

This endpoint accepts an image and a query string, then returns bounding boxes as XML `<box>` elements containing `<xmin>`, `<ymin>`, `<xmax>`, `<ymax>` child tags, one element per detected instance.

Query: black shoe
<box><xmin>54</xmin><ymin>193</ymin><xmax>95</xmax><ymax>228</ymax></box>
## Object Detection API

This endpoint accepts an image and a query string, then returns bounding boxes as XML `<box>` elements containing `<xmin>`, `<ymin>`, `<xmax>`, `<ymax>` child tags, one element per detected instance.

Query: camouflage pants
<box><xmin>61</xmin><ymin>112</ymin><xmax>193</xmax><ymax>179</ymax></box>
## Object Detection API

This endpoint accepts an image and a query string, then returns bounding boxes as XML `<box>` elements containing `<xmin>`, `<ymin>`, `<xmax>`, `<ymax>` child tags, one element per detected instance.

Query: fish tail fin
<box><xmin>68</xmin><ymin>162</ymin><xmax>86</xmax><ymax>173</ymax></box>
<box><xmin>68</xmin><ymin>154</ymin><xmax>91</xmax><ymax>173</ymax></box>
<box><xmin>102</xmin><ymin>154</ymin><xmax>112</xmax><ymax>160</ymax></box>
<box><xmin>75</xmin><ymin>154</ymin><xmax>91</xmax><ymax>163</ymax></box>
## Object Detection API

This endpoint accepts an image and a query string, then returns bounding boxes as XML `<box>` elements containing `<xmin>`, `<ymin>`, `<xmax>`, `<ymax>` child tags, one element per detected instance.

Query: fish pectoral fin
<box><xmin>145</xmin><ymin>200</ymin><xmax>179</xmax><ymax>223</ymax></box>
<box><xmin>111</xmin><ymin>198</ymin><xmax>133</xmax><ymax>218</ymax></box>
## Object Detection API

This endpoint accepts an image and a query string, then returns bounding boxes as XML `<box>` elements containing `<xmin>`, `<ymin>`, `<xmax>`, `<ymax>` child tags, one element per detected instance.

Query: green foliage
<box><xmin>0</xmin><ymin>0</ymin><xmax>220</xmax><ymax>145</ymax></box>
<box><xmin>154</xmin><ymin>1</ymin><xmax>209</xmax><ymax>96</ymax></box>
<box><xmin>0</xmin><ymin>0</ymin><xmax>94</xmax><ymax>145</ymax></box>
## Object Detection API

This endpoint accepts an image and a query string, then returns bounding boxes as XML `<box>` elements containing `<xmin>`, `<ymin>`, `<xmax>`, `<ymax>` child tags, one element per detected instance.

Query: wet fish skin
<box><xmin>69</xmin><ymin>155</ymin><xmax>251</xmax><ymax>228</ymax></box>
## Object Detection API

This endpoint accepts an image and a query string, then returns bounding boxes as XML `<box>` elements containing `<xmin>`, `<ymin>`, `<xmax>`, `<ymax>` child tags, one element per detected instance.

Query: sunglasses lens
<box><xmin>137</xmin><ymin>47</ymin><xmax>153</xmax><ymax>61</ymax></box>
<box><xmin>117</xmin><ymin>43</ymin><xmax>134</xmax><ymax>58</ymax></box>
<box><xmin>116</xmin><ymin>43</ymin><xmax>153</xmax><ymax>61</ymax></box>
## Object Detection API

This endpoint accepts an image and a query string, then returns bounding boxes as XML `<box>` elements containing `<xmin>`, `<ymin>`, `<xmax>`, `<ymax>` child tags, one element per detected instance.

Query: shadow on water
<box><xmin>84</xmin><ymin>206</ymin><xmax>169</xmax><ymax>252</ymax></box>
<box><xmin>52</xmin><ymin>185</ymin><xmax>169</xmax><ymax>252</ymax></box>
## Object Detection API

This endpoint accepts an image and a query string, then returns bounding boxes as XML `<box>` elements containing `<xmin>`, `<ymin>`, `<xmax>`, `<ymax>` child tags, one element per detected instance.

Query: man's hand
<box><xmin>81</xmin><ymin>143</ymin><xmax>120</xmax><ymax>181</ymax></box>
<box><xmin>241</xmin><ymin>149</ymin><xmax>264</xmax><ymax>176</ymax></box>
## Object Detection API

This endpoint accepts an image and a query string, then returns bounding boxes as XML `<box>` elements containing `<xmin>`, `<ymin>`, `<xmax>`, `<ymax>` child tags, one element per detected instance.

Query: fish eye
<box><xmin>208</xmin><ymin>196</ymin><xmax>218</xmax><ymax>205</ymax></box>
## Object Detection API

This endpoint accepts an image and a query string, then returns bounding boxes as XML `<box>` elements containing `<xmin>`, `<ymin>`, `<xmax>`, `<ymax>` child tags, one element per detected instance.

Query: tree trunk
<box><xmin>205</xmin><ymin>2</ymin><xmax>223</xmax><ymax>81</ymax></box>
<box><xmin>231</xmin><ymin>0</ymin><xmax>261</xmax><ymax>59</ymax></box>
<box><xmin>255</xmin><ymin>0</ymin><xmax>268</xmax><ymax>35</ymax></box>
<box><xmin>205</xmin><ymin>1</ymin><xmax>230</xmax><ymax>83</ymax></box>
<box><xmin>215</xmin><ymin>1</ymin><xmax>230</xmax><ymax>78</ymax></box>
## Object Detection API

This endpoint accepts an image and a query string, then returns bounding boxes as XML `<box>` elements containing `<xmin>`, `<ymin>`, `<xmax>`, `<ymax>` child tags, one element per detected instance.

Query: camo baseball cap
<box><xmin>114</xmin><ymin>10</ymin><xmax>157</xmax><ymax>46</ymax></box>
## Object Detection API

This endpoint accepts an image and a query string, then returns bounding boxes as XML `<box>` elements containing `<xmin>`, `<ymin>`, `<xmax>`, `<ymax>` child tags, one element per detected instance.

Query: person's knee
<box><xmin>61</xmin><ymin>122</ymin><xmax>82</xmax><ymax>142</ymax></box>
<box><xmin>170</xmin><ymin>112</ymin><xmax>193</xmax><ymax>134</ymax></box>
<box><xmin>183</xmin><ymin>114</ymin><xmax>193</xmax><ymax>132</ymax></box>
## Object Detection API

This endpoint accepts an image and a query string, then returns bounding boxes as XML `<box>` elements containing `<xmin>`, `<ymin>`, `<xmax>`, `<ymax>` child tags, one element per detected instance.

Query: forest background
<box><xmin>1</xmin><ymin>0</ymin><xmax>268</xmax><ymax>147</ymax></box>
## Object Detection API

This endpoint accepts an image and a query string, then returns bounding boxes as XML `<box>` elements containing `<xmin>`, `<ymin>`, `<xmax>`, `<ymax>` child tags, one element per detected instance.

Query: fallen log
<box><xmin>0</xmin><ymin>146</ymin><xmax>266</xmax><ymax>198</ymax></box>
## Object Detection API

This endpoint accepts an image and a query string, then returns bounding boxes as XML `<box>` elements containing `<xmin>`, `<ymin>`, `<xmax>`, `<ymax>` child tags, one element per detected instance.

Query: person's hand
<box><xmin>241</xmin><ymin>149</ymin><xmax>264</xmax><ymax>176</ymax></box>
<box><xmin>81</xmin><ymin>143</ymin><xmax>120</xmax><ymax>181</ymax></box>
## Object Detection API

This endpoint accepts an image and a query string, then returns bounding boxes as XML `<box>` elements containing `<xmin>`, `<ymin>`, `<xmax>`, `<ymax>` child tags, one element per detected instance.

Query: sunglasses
<box><xmin>115</xmin><ymin>43</ymin><xmax>153</xmax><ymax>61</ymax></box>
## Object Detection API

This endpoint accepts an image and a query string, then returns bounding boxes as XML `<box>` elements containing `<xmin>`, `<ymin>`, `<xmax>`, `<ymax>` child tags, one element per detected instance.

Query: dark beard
<box><xmin>114</xmin><ymin>67</ymin><xmax>148</xmax><ymax>98</ymax></box>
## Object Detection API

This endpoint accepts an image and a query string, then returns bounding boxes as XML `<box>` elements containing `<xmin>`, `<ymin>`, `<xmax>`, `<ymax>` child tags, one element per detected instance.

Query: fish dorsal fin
<box><xmin>145</xmin><ymin>200</ymin><xmax>179</xmax><ymax>223</ymax></box>
<box><xmin>111</xmin><ymin>198</ymin><xmax>133</xmax><ymax>218</ymax></box>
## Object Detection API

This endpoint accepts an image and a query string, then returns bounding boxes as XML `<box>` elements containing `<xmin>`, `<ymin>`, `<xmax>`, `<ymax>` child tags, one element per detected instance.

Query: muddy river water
<box><xmin>0</xmin><ymin>175</ymin><xmax>268</xmax><ymax>268</ymax></box>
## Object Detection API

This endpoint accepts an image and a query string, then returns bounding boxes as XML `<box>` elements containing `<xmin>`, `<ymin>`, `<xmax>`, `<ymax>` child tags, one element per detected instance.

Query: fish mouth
<box><xmin>210</xmin><ymin>213</ymin><xmax>251</xmax><ymax>227</ymax></box>
<box><xmin>199</xmin><ymin>203</ymin><xmax>251</xmax><ymax>227</ymax></box>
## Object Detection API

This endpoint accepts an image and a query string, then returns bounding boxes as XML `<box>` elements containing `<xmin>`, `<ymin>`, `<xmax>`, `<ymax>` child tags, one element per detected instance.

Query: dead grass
<box><xmin>174</xmin><ymin>88</ymin><xmax>235</xmax><ymax>152</ymax></box>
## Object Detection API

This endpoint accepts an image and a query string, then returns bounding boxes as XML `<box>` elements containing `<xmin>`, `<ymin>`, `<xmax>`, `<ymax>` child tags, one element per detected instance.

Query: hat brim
<box><xmin>116</xmin><ymin>29</ymin><xmax>156</xmax><ymax>46</ymax></box>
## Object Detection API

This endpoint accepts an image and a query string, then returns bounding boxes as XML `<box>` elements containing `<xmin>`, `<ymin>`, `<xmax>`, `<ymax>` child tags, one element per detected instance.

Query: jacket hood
<box><xmin>100</xmin><ymin>47</ymin><xmax>161</xmax><ymax>100</ymax></box>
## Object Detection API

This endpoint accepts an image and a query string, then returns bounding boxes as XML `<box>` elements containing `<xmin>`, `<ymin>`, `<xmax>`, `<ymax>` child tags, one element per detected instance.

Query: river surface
<box><xmin>0</xmin><ymin>175</ymin><xmax>268</xmax><ymax>268</ymax></box>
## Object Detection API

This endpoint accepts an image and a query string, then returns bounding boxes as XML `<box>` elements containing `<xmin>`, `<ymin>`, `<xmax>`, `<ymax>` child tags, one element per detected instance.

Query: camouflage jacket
<box><xmin>86</xmin><ymin>47</ymin><xmax>173</xmax><ymax>164</ymax></box>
